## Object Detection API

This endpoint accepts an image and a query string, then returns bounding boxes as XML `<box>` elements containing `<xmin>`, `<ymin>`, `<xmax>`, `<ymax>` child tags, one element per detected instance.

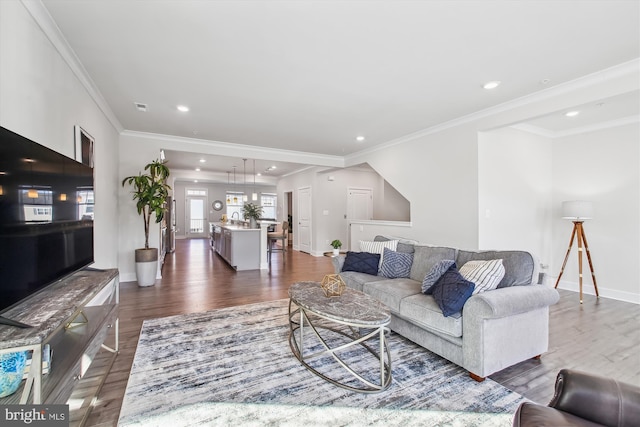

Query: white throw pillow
<box><xmin>459</xmin><ymin>259</ymin><xmax>505</xmax><ymax>294</ymax></box>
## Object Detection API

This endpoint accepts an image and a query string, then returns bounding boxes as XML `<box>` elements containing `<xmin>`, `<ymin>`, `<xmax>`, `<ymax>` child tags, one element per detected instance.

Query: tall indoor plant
<box><xmin>122</xmin><ymin>159</ymin><xmax>171</xmax><ymax>286</ymax></box>
<box><xmin>242</xmin><ymin>202</ymin><xmax>263</xmax><ymax>229</ymax></box>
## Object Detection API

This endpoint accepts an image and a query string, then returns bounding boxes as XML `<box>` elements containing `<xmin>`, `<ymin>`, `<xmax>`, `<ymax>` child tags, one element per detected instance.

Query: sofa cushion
<box><xmin>422</xmin><ymin>259</ymin><xmax>456</xmax><ymax>294</ymax></box>
<box><xmin>409</xmin><ymin>245</ymin><xmax>457</xmax><ymax>282</ymax></box>
<box><xmin>341</xmin><ymin>251</ymin><xmax>380</xmax><ymax>275</ymax></box>
<box><xmin>400</xmin><ymin>293</ymin><xmax>463</xmax><ymax>338</ymax></box>
<box><xmin>339</xmin><ymin>271</ymin><xmax>386</xmax><ymax>292</ymax></box>
<box><xmin>363</xmin><ymin>279</ymin><xmax>421</xmax><ymax>313</ymax></box>
<box><xmin>379</xmin><ymin>247</ymin><xmax>414</xmax><ymax>279</ymax></box>
<box><xmin>459</xmin><ymin>259</ymin><xmax>505</xmax><ymax>294</ymax></box>
<box><xmin>430</xmin><ymin>266</ymin><xmax>475</xmax><ymax>317</ymax></box>
<box><xmin>456</xmin><ymin>250</ymin><xmax>535</xmax><ymax>288</ymax></box>
<box><xmin>374</xmin><ymin>235</ymin><xmax>416</xmax><ymax>254</ymax></box>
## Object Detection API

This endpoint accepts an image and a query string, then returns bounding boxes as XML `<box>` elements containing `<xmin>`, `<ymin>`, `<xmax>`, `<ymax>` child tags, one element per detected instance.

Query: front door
<box><xmin>186</xmin><ymin>196</ymin><xmax>206</xmax><ymax>238</ymax></box>
<box><xmin>297</xmin><ymin>186</ymin><xmax>312</xmax><ymax>253</ymax></box>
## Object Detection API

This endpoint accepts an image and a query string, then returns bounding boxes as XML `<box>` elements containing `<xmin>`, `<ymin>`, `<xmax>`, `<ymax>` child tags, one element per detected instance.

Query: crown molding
<box><xmin>21</xmin><ymin>0</ymin><xmax>124</xmax><ymax>133</ymax></box>
<box><xmin>120</xmin><ymin>130</ymin><xmax>345</xmax><ymax>168</ymax></box>
<box><xmin>511</xmin><ymin>115</ymin><xmax>639</xmax><ymax>139</ymax></box>
<box><xmin>345</xmin><ymin>59</ymin><xmax>640</xmax><ymax>162</ymax></box>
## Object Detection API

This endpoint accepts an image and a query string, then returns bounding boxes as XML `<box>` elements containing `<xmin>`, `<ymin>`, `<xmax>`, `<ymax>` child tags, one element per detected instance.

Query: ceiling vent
<box><xmin>134</xmin><ymin>102</ymin><xmax>148</xmax><ymax>112</ymax></box>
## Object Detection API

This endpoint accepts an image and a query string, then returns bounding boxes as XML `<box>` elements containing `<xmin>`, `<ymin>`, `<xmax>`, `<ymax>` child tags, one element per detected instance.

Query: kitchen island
<box><xmin>209</xmin><ymin>221</ymin><xmax>276</xmax><ymax>271</ymax></box>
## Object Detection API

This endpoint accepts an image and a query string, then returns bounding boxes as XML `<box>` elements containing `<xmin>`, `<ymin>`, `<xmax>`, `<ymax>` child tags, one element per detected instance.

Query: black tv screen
<box><xmin>0</xmin><ymin>126</ymin><xmax>94</xmax><ymax>323</ymax></box>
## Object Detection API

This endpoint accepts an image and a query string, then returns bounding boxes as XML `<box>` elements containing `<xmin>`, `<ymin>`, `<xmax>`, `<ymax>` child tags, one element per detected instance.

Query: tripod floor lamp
<box><xmin>554</xmin><ymin>200</ymin><xmax>599</xmax><ymax>303</ymax></box>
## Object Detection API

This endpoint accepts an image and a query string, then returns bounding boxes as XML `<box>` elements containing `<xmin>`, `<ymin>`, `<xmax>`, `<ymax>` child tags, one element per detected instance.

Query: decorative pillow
<box><xmin>422</xmin><ymin>259</ymin><xmax>456</xmax><ymax>294</ymax></box>
<box><xmin>430</xmin><ymin>265</ymin><xmax>475</xmax><ymax>317</ymax></box>
<box><xmin>360</xmin><ymin>240</ymin><xmax>398</xmax><ymax>255</ymax></box>
<box><xmin>459</xmin><ymin>259</ymin><xmax>505</xmax><ymax>294</ymax></box>
<box><xmin>379</xmin><ymin>247</ymin><xmax>414</xmax><ymax>279</ymax></box>
<box><xmin>341</xmin><ymin>251</ymin><xmax>380</xmax><ymax>276</ymax></box>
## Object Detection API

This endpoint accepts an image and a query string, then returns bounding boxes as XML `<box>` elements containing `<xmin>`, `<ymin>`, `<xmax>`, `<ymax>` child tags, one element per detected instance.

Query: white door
<box><xmin>186</xmin><ymin>196</ymin><xmax>206</xmax><ymax>238</ymax></box>
<box><xmin>347</xmin><ymin>188</ymin><xmax>373</xmax><ymax>220</ymax></box>
<box><xmin>297</xmin><ymin>186</ymin><xmax>312</xmax><ymax>253</ymax></box>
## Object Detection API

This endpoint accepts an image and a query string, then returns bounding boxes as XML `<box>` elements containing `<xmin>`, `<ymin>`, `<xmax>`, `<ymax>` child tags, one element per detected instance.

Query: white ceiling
<box><xmin>41</xmin><ymin>0</ymin><xmax>639</xmax><ymax>181</ymax></box>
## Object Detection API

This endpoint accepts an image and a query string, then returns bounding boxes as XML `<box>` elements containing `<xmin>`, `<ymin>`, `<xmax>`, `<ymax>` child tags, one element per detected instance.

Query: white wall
<box><xmin>551</xmin><ymin>123</ymin><xmax>640</xmax><ymax>302</ymax></box>
<box><xmin>0</xmin><ymin>1</ymin><xmax>120</xmax><ymax>269</ymax></box>
<box><xmin>478</xmin><ymin>127</ymin><xmax>553</xmax><ymax>266</ymax></box>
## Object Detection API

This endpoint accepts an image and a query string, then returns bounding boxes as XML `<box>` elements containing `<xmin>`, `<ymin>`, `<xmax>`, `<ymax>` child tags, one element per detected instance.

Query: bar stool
<box><xmin>268</xmin><ymin>221</ymin><xmax>288</xmax><ymax>264</ymax></box>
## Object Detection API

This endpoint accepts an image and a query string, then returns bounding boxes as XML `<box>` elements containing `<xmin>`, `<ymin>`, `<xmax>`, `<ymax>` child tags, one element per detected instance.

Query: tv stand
<box><xmin>0</xmin><ymin>316</ymin><xmax>33</xmax><ymax>328</ymax></box>
<box><xmin>0</xmin><ymin>268</ymin><xmax>119</xmax><ymax>427</ymax></box>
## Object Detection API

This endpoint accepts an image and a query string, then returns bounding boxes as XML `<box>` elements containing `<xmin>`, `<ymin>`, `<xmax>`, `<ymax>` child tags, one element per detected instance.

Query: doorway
<box><xmin>297</xmin><ymin>186</ymin><xmax>312</xmax><ymax>253</ymax></box>
<box><xmin>186</xmin><ymin>195</ymin><xmax>207</xmax><ymax>238</ymax></box>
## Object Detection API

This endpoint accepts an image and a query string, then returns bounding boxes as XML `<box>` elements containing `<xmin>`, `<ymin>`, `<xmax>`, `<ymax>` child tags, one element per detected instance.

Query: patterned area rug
<box><xmin>119</xmin><ymin>299</ymin><xmax>526</xmax><ymax>426</ymax></box>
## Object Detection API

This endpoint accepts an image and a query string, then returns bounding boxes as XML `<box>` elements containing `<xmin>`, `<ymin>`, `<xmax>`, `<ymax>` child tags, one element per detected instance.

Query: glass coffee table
<box><xmin>288</xmin><ymin>281</ymin><xmax>392</xmax><ymax>393</ymax></box>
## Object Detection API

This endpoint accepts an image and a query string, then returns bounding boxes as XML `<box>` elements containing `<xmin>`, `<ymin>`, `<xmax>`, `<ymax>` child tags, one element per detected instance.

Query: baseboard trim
<box><xmin>552</xmin><ymin>278</ymin><xmax>640</xmax><ymax>304</ymax></box>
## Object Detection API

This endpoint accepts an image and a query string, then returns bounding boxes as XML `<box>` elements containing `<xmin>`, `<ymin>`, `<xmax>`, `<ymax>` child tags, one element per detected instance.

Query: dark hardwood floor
<box><xmin>83</xmin><ymin>238</ymin><xmax>640</xmax><ymax>426</ymax></box>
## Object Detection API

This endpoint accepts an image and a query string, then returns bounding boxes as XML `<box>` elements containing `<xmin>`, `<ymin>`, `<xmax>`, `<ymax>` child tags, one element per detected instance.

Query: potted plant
<box><xmin>330</xmin><ymin>239</ymin><xmax>342</xmax><ymax>256</ymax></box>
<box><xmin>122</xmin><ymin>159</ymin><xmax>171</xmax><ymax>287</ymax></box>
<box><xmin>242</xmin><ymin>202</ymin><xmax>263</xmax><ymax>229</ymax></box>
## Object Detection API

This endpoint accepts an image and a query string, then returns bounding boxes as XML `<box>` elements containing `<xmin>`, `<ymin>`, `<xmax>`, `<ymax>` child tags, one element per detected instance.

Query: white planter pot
<box><xmin>135</xmin><ymin>248</ymin><xmax>158</xmax><ymax>287</ymax></box>
<box><xmin>332</xmin><ymin>248</ymin><xmax>340</xmax><ymax>256</ymax></box>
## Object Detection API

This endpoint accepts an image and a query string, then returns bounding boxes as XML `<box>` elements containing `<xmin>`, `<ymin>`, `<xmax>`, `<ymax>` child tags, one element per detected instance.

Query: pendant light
<box><xmin>242</xmin><ymin>159</ymin><xmax>248</xmax><ymax>202</ymax></box>
<box><xmin>59</xmin><ymin>158</ymin><xmax>67</xmax><ymax>201</ymax></box>
<box><xmin>232</xmin><ymin>166</ymin><xmax>238</xmax><ymax>204</ymax></box>
<box><xmin>226</xmin><ymin>172</ymin><xmax>231</xmax><ymax>204</ymax></box>
<box><xmin>252</xmin><ymin>159</ymin><xmax>258</xmax><ymax>201</ymax></box>
<box><xmin>27</xmin><ymin>158</ymin><xmax>38</xmax><ymax>199</ymax></box>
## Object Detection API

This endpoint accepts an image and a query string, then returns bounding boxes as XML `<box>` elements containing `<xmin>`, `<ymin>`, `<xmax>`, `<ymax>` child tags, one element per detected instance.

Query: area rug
<box><xmin>118</xmin><ymin>299</ymin><xmax>527</xmax><ymax>426</ymax></box>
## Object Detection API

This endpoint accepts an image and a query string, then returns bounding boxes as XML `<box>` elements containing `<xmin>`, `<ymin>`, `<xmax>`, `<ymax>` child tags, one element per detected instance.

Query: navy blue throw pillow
<box><xmin>341</xmin><ymin>251</ymin><xmax>380</xmax><ymax>275</ymax></box>
<box><xmin>430</xmin><ymin>265</ymin><xmax>475</xmax><ymax>317</ymax></box>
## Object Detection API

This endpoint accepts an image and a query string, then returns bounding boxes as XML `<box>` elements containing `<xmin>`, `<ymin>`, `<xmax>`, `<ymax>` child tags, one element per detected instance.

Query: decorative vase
<box><xmin>135</xmin><ymin>248</ymin><xmax>158</xmax><ymax>287</ymax></box>
<box><xmin>0</xmin><ymin>351</ymin><xmax>27</xmax><ymax>398</ymax></box>
<box><xmin>332</xmin><ymin>248</ymin><xmax>340</xmax><ymax>256</ymax></box>
<box><xmin>321</xmin><ymin>274</ymin><xmax>346</xmax><ymax>297</ymax></box>
<box><xmin>250</xmin><ymin>218</ymin><xmax>258</xmax><ymax>229</ymax></box>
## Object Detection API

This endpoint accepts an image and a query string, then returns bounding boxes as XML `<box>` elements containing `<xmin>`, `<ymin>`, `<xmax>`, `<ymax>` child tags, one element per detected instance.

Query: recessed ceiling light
<box><xmin>177</xmin><ymin>105</ymin><xmax>190</xmax><ymax>112</ymax></box>
<box><xmin>257</xmin><ymin>173</ymin><xmax>262</xmax><ymax>176</ymax></box>
<box><xmin>134</xmin><ymin>102</ymin><xmax>148</xmax><ymax>112</ymax></box>
<box><xmin>565</xmin><ymin>111</ymin><xmax>580</xmax><ymax>117</ymax></box>
<box><xmin>199</xmin><ymin>159</ymin><xmax>206</xmax><ymax>163</ymax></box>
<box><xmin>356</xmin><ymin>135</ymin><xmax>365</xmax><ymax>142</ymax></box>
<box><xmin>195</xmin><ymin>168</ymin><xmax>200</xmax><ymax>172</ymax></box>
<box><xmin>483</xmin><ymin>81</ymin><xmax>501</xmax><ymax>90</ymax></box>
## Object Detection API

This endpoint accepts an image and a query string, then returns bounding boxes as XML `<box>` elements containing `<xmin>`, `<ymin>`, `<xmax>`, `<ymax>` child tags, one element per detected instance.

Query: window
<box><xmin>226</xmin><ymin>192</ymin><xmax>245</xmax><ymax>219</ymax></box>
<box><xmin>186</xmin><ymin>189</ymin><xmax>206</xmax><ymax>196</ymax></box>
<box><xmin>261</xmin><ymin>193</ymin><xmax>277</xmax><ymax>220</ymax></box>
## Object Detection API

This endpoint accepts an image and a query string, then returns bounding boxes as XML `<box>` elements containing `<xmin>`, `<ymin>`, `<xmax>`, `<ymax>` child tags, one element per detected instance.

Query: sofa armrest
<box><xmin>549</xmin><ymin>369</ymin><xmax>640</xmax><ymax>427</ymax></box>
<box><xmin>331</xmin><ymin>255</ymin><xmax>345</xmax><ymax>274</ymax></box>
<box><xmin>464</xmin><ymin>285</ymin><xmax>559</xmax><ymax>319</ymax></box>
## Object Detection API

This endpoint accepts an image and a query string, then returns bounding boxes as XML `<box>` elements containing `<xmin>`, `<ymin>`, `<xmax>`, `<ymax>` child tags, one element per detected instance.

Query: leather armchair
<box><xmin>513</xmin><ymin>369</ymin><xmax>640</xmax><ymax>427</ymax></box>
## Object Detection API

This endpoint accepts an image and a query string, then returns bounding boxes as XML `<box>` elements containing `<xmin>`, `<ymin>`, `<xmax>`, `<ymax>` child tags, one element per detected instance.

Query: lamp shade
<box><xmin>562</xmin><ymin>200</ymin><xmax>594</xmax><ymax>220</ymax></box>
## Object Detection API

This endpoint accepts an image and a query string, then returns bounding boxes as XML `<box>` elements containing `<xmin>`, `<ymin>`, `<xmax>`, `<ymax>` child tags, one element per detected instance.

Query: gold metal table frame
<box><xmin>287</xmin><ymin>298</ymin><xmax>392</xmax><ymax>393</ymax></box>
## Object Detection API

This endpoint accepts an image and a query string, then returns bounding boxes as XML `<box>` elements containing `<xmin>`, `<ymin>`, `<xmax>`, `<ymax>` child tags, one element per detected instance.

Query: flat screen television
<box><xmin>0</xmin><ymin>126</ymin><xmax>94</xmax><ymax>328</ymax></box>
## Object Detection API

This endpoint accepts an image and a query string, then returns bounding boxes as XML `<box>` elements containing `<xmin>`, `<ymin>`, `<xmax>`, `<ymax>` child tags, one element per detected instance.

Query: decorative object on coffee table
<box><xmin>554</xmin><ymin>201</ymin><xmax>599</xmax><ymax>303</ymax></box>
<box><xmin>288</xmin><ymin>281</ymin><xmax>391</xmax><ymax>393</ymax></box>
<box><xmin>320</xmin><ymin>274</ymin><xmax>346</xmax><ymax>297</ymax></box>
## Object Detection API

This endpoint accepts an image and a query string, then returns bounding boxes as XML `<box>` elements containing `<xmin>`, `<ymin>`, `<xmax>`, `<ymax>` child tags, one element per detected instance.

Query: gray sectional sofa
<box><xmin>332</xmin><ymin>236</ymin><xmax>560</xmax><ymax>381</ymax></box>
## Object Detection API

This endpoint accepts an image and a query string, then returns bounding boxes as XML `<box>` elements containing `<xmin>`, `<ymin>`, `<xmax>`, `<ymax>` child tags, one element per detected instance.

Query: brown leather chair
<box><xmin>513</xmin><ymin>369</ymin><xmax>640</xmax><ymax>427</ymax></box>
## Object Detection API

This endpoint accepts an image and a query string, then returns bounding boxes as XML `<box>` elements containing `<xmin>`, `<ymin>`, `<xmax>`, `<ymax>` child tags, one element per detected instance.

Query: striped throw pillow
<box><xmin>459</xmin><ymin>259</ymin><xmax>505</xmax><ymax>294</ymax></box>
<box><xmin>360</xmin><ymin>240</ymin><xmax>399</xmax><ymax>268</ymax></box>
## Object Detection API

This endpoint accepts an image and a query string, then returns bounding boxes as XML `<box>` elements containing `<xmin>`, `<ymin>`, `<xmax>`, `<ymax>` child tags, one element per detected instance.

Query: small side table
<box><xmin>322</xmin><ymin>251</ymin><xmax>346</xmax><ymax>257</ymax></box>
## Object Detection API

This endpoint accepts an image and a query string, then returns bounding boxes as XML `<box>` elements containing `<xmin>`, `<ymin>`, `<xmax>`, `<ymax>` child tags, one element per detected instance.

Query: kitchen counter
<box><xmin>210</xmin><ymin>222</ymin><xmax>269</xmax><ymax>270</ymax></box>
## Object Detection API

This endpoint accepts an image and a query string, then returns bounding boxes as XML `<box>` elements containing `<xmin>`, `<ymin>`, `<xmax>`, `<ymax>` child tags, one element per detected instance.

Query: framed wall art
<box><xmin>74</xmin><ymin>125</ymin><xmax>94</xmax><ymax>168</ymax></box>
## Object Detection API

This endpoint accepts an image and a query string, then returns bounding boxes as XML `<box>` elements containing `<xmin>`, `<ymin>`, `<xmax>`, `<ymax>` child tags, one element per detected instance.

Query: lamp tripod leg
<box><xmin>576</xmin><ymin>223</ymin><xmax>584</xmax><ymax>304</ymax></box>
<box><xmin>554</xmin><ymin>224</ymin><xmax>577</xmax><ymax>289</ymax></box>
<box><xmin>579</xmin><ymin>225</ymin><xmax>599</xmax><ymax>299</ymax></box>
